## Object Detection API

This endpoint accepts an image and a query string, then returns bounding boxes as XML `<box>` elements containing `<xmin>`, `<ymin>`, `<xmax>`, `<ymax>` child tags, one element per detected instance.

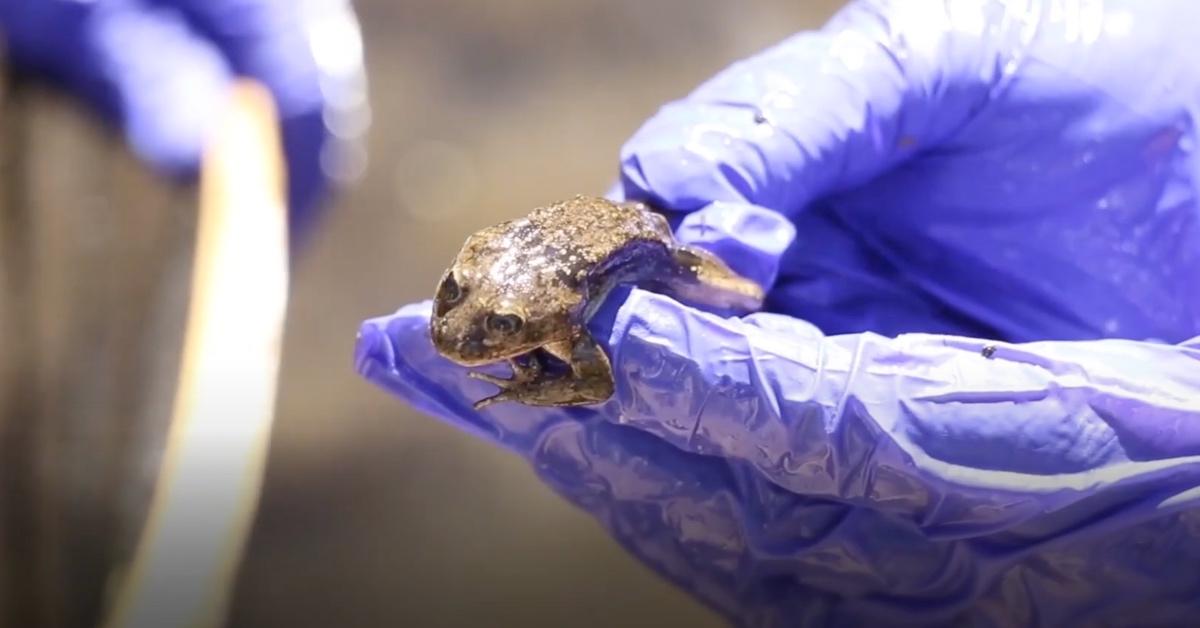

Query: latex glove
<box><xmin>0</xmin><ymin>0</ymin><xmax>367</xmax><ymax>241</ymax></box>
<box><xmin>358</xmin><ymin>1</ymin><xmax>1200</xmax><ymax>625</ymax></box>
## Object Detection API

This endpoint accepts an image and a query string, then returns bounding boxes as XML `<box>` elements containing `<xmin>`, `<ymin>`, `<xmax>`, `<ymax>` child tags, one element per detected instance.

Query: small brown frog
<box><xmin>430</xmin><ymin>195</ymin><xmax>764</xmax><ymax>409</ymax></box>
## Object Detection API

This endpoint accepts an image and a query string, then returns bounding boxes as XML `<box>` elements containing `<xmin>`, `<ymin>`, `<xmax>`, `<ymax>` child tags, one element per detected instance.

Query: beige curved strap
<box><xmin>102</xmin><ymin>81</ymin><xmax>290</xmax><ymax>628</ymax></box>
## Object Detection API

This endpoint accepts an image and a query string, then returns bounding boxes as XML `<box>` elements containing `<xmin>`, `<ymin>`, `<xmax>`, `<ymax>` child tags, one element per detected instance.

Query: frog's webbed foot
<box><xmin>469</xmin><ymin>337</ymin><xmax>613</xmax><ymax>409</ymax></box>
<box><xmin>467</xmin><ymin>371</ymin><xmax>511</xmax><ymax>388</ymax></box>
<box><xmin>469</xmin><ymin>373</ymin><xmax>528</xmax><ymax>410</ymax></box>
<box><xmin>469</xmin><ymin>386</ymin><xmax>519</xmax><ymax>411</ymax></box>
<box><xmin>469</xmin><ymin>353</ymin><xmax>541</xmax><ymax>385</ymax></box>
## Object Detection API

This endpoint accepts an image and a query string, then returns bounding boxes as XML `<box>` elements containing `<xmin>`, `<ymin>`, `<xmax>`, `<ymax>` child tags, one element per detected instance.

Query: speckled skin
<box><xmin>430</xmin><ymin>194</ymin><xmax>764</xmax><ymax>408</ymax></box>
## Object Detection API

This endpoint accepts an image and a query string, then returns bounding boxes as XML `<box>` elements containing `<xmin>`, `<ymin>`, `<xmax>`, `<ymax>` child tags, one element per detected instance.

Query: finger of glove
<box><xmin>673</xmin><ymin>201</ymin><xmax>796</xmax><ymax>292</ymax></box>
<box><xmin>618</xmin><ymin>0</ymin><xmax>999</xmax><ymax>215</ymax></box>
<box><xmin>605</xmin><ymin>183</ymin><xmax>797</xmax><ymax>292</ymax></box>
<box><xmin>0</xmin><ymin>1</ymin><xmax>232</xmax><ymax>176</ymax></box>
<box><xmin>590</xmin><ymin>286</ymin><xmax>847</xmax><ymax>482</ymax></box>
<box><xmin>162</xmin><ymin>0</ymin><xmax>323</xmax><ymax>117</ymax></box>
<box><xmin>598</xmin><ymin>286</ymin><xmax>1200</xmax><ymax>539</ymax></box>
<box><xmin>162</xmin><ymin>0</ymin><xmax>336</xmax><ymax>234</ymax></box>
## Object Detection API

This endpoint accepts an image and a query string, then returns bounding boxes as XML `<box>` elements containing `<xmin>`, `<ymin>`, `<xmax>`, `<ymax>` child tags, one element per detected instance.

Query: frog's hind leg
<box><xmin>669</xmin><ymin>245</ymin><xmax>765</xmax><ymax>312</ymax></box>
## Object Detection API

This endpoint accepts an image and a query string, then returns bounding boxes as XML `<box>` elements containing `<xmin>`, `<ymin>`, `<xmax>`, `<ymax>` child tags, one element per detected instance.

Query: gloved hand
<box><xmin>0</xmin><ymin>0</ymin><xmax>367</xmax><ymax>241</ymax></box>
<box><xmin>357</xmin><ymin>1</ymin><xmax>1200</xmax><ymax>625</ymax></box>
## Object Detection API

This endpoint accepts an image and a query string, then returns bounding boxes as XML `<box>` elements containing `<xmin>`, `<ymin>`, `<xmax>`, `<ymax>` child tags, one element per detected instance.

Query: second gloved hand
<box><xmin>0</xmin><ymin>0</ymin><xmax>367</xmax><ymax>240</ymax></box>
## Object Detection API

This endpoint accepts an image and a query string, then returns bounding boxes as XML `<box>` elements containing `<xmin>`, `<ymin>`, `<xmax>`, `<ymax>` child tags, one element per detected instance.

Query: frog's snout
<box><xmin>430</xmin><ymin>317</ymin><xmax>492</xmax><ymax>365</ymax></box>
<box><xmin>447</xmin><ymin>340</ymin><xmax>495</xmax><ymax>366</ymax></box>
<box><xmin>457</xmin><ymin>337</ymin><xmax>487</xmax><ymax>360</ymax></box>
<box><xmin>429</xmin><ymin>317</ymin><xmax>459</xmax><ymax>356</ymax></box>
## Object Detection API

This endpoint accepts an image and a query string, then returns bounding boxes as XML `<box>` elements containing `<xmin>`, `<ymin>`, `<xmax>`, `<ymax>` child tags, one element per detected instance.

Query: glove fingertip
<box><xmin>603</xmin><ymin>180</ymin><xmax>626</xmax><ymax>202</ymax></box>
<box><xmin>353</xmin><ymin>301</ymin><xmax>489</xmax><ymax>423</ymax></box>
<box><xmin>354</xmin><ymin>320</ymin><xmax>391</xmax><ymax>376</ymax></box>
<box><xmin>353</xmin><ymin>303</ymin><xmax>428</xmax><ymax>372</ymax></box>
<box><xmin>89</xmin><ymin>7</ymin><xmax>237</xmax><ymax>177</ymax></box>
<box><xmin>676</xmin><ymin>201</ymin><xmax>797</xmax><ymax>291</ymax></box>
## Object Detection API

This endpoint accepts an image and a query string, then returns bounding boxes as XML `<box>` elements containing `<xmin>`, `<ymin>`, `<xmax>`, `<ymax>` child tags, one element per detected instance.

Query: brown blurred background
<box><xmin>228</xmin><ymin>2</ymin><xmax>845</xmax><ymax>627</ymax></box>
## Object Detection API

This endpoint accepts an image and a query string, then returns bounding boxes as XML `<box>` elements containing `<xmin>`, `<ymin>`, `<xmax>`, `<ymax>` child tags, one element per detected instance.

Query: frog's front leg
<box><xmin>470</xmin><ymin>334</ymin><xmax>613</xmax><ymax>409</ymax></box>
<box><xmin>468</xmin><ymin>352</ymin><xmax>543</xmax><ymax>387</ymax></box>
<box><xmin>468</xmin><ymin>352</ymin><xmax>548</xmax><ymax>408</ymax></box>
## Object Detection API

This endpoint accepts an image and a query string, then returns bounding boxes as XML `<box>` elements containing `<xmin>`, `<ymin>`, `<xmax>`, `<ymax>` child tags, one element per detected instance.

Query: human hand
<box><xmin>357</xmin><ymin>1</ymin><xmax>1200</xmax><ymax>625</ymax></box>
<box><xmin>0</xmin><ymin>0</ymin><xmax>367</xmax><ymax>241</ymax></box>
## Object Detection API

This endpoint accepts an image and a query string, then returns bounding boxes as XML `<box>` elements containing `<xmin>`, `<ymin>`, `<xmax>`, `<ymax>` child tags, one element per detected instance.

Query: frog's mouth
<box><xmin>443</xmin><ymin>341</ymin><xmax>539</xmax><ymax>367</ymax></box>
<box><xmin>455</xmin><ymin>347</ymin><xmax>570</xmax><ymax>379</ymax></box>
<box><xmin>432</xmin><ymin>320</ymin><xmax>538</xmax><ymax>366</ymax></box>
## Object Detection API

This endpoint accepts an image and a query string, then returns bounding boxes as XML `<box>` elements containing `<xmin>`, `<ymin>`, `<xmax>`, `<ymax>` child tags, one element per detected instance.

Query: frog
<box><xmin>429</xmin><ymin>194</ymin><xmax>765</xmax><ymax>409</ymax></box>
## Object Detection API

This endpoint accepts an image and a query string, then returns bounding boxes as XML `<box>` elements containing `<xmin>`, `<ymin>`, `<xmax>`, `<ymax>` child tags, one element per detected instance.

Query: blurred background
<box><xmin>214</xmin><ymin>1</ymin><xmax>846</xmax><ymax>626</ymax></box>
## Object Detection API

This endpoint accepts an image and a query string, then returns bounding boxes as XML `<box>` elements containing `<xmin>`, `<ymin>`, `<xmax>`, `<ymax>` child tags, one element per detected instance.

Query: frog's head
<box><xmin>429</xmin><ymin>262</ymin><xmax>572</xmax><ymax>367</ymax></box>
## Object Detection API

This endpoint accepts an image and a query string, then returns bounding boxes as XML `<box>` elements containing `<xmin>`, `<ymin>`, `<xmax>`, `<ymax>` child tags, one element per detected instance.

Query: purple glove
<box><xmin>358</xmin><ymin>1</ymin><xmax>1200</xmax><ymax>625</ymax></box>
<box><xmin>0</xmin><ymin>0</ymin><xmax>367</xmax><ymax>242</ymax></box>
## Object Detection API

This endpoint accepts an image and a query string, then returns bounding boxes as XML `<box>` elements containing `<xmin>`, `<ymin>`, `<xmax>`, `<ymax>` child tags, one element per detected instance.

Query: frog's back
<box><xmin>454</xmin><ymin>195</ymin><xmax>669</xmax><ymax>306</ymax></box>
<box><xmin>524</xmin><ymin>195</ymin><xmax>671</xmax><ymax>266</ymax></box>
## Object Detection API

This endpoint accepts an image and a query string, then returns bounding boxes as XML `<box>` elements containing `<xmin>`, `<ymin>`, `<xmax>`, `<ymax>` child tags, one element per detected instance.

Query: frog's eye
<box><xmin>486</xmin><ymin>313</ymin><xmax>523</xmax><ymax>335</ymax></box>
<box><xmin>438</xmin><ymin>274</ymin><xmax>464</xmax><ymax>305</ymax></box>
